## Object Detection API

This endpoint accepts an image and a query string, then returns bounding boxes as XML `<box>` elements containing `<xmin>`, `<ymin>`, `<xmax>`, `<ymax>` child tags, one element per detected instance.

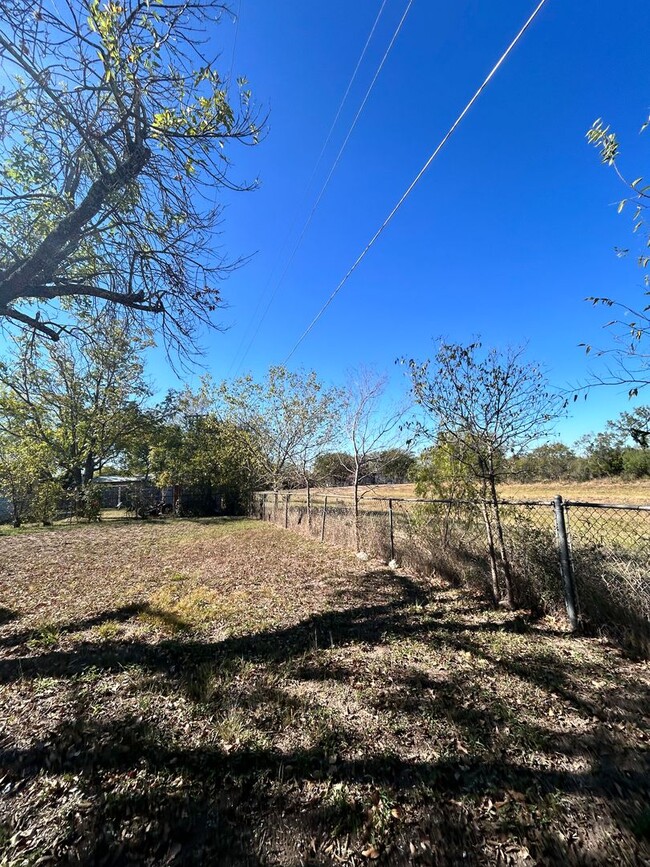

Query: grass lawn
<box><xmin>0</xmin><ymin>518</ymin><xmax>648</xmax><ymax>865</ymax></box>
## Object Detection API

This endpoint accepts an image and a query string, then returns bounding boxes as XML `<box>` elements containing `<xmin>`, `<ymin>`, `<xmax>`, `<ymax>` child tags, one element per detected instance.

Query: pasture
<box><xmin>302</xmin><ymin>479</ymin><xmax>650</xmax><ymax>505</ymax></box>
<box><xmin>0</xmin><ymin>518</ymin><xmax>648</xmax><ymax>865</ymax></box>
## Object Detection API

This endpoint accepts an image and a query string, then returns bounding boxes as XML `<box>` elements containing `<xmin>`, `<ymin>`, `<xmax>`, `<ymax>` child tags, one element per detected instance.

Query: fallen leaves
<box><xmin>0</xmin><ymin>519</ymin><xmax>648</xmax><ymax>865</ymax></box>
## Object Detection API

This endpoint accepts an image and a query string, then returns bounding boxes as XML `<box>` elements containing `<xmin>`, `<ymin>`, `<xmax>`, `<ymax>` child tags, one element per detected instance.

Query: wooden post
<box><xmin>320</xmin><ymin>496</ymin><xmax>328</xmax><ymax>542</ymax></box>
<box><xmin>284</xmin><ymin>493</ymin><xmax>290</xmax><ymax>528</ymax></box>
<box><xmin>553</xmin><ymin>495</ymin><xmax>579</xmax><ymax>631</ymax></box>
<box><xmin>388</xmin><ymin>498</ymin><xmax>395</xmax><ymax>562</ymax></box>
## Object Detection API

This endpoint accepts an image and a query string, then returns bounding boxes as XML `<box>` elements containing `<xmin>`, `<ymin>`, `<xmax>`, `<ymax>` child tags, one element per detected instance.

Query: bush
<box><xmin>622</xmin><ymin>448</ymin><xmax>650</xmax><ymax>479</ymax></box>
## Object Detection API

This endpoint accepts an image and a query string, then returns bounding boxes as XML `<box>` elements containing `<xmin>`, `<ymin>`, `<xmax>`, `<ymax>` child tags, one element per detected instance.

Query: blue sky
<box><xmin>155</xmin><ymin>0</ymin><xmax>649</xmax><ymax>445</ymax></box>
<box><xmin>9</xmin><ymin>0</ymin><xmax>648</xmax><ymax>445</ymax></box>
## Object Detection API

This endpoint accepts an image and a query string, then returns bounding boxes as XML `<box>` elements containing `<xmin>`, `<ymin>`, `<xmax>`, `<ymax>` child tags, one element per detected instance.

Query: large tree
<box><xmin>0</xmin><ymin>0</ymin><xmax>260</xmax><ymax>352</ymax></box>
<box><xmin>313</xmin><ymin>451</ymin><xmax>354</xmax><ymax>487</ymax></box>
<box><xmin>0</xmin><ymin>313</ymin><xmax>152</xmax><ymax>489</ymax></box>
<box><xmin>509</xmin><ymin>442</ymin><xmax>577</xmax><ymax>482</ymax></box>
<box><xmin>150</xmin><ymin>404</ymin><xmax>258</xmax><ymax>515</ymax></box>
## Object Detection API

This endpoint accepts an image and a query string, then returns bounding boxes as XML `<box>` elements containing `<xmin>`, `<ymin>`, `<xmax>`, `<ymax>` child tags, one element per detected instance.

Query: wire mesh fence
<box><xmin>253</xmin><ymin>490</ymin><xmax>650</xmax><ymax>657</ymax></box>
<box><xmin>564</xmin><ymin>503</ymin><xmax>650</xmax><ymax>653</ymax></box>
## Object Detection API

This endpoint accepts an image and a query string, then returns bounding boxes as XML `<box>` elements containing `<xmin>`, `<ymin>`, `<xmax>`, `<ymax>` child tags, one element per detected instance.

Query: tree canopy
<box><xmin>150</xmin><ymin>396</ymin><xmax>258</xmax><ymax>515</ymax></box>
<box><xmin>0</xmin><ymin>312</ymin><xmax>152</xmax><ymax>489</ymax></box>
<box><xmin>0</xmin><ymin>0</ymin><xmax>260</xmax><ymax>353</ymax></box>
<box><xmin>217</xmin><ymin>366</ymin><xmax>342</xmax><ymax>492</ymax></box>
<box><xmin>583</xmin><ymin>113</ymin><xmax>650</xmax><ymax>393</ymax></box>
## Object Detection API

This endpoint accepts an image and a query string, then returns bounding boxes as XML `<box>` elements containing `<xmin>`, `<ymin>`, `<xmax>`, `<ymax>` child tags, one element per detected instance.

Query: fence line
<box><xmin>253</xmin><ymin>489</ymin><xmax>650</xmax><ymax>658</ymax></box>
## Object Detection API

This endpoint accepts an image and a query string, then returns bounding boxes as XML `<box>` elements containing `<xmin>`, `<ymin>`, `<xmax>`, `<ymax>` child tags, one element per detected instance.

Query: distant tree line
<box><xmin>2</xmin><ymin>320</ymin><xmax>649</xmax><ymax>536</ymax></box>
<box><xmin>407</xmin><ymin>409</ymin><xmax>650</xmax><ymax>498</ymax></box>
<box><xmin>312</xmin><ymin>448</ymin><xmax>415</xmax><ymax>488</ymax></box>
<box><xmin>507</xmin><ymin>405</ymin><xmax>650</xmax><ymax>482</ymax></box>
<box><xmin>0</xmin><ymin>328</ymin><xmax>413</xmax><ymax>526</ymax></box>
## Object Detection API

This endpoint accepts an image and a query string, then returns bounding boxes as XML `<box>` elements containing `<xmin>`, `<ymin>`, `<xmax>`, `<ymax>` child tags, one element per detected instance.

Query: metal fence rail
<box><xmin>253</xmin><ymin>490</ymin><xmax>650</xmax><ymax>657</ymax></box>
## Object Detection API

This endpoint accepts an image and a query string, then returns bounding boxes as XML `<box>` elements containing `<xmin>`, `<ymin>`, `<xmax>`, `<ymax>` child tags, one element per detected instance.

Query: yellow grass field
<box><xmin>299</xmin><ymin>479</ymin><xmax>650</xmax><ymax>505</ymax></box>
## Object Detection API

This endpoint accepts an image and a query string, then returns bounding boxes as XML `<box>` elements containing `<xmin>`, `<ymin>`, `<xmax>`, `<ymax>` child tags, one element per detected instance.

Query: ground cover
<box><xmin>0</xmin><ymin>519</ymin><xmax>648</xmax><ymax>865</ymax></box>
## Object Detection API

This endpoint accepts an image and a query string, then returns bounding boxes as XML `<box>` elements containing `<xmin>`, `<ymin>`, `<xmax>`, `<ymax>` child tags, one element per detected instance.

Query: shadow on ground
<box><xmin>1</xmin><ymin>569</ymin><xmax>648</xmax><ymax>866</ymax></box>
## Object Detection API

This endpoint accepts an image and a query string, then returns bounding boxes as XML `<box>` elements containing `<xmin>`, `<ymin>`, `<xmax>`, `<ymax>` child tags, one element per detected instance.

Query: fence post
<box><xmin>553</xmin><ymin>495</ymin><xmax>579</xmax><ymax>631</ymax></box>
<box><xmin>320</xmin><ymin>495</ymin><xmax>328</xmax><ymax>543</ymax></box>
<box><xmin>284</xmin><ymin>493</ymin><xmax>290</xmax><ymax>529</ymax></box>
<box><xmin>388</xmin><ymin>498</ymin><xmax>395</xmax><ymax>562</ymax></box>
<box><xmin>307</xmin><ymin>478</ymin><xmax>312</xmax><ymax>530</ymax></box>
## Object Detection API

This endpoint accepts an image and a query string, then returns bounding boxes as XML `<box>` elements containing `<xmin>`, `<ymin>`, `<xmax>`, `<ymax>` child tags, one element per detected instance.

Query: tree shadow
<box><xmin>0</xmin><ymin>604</ymin><xmax>147</xmax><ymax>651</ymax></box>
<box><xmin>0</xmin><ymin>607</ymin><xmax>18</xmax><ymax>626</ymax></box>
<box><xmin>0</xmin><ymin>568</ymin><xmax>648</xmax><ymax>865</ymax></box>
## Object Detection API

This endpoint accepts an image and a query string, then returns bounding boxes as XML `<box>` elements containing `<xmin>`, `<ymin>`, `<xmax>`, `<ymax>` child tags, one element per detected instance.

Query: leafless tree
<box><xmin>339</xmin><ymin>368</ymin><xmax>411</xmax><ymax>552</ymax></box>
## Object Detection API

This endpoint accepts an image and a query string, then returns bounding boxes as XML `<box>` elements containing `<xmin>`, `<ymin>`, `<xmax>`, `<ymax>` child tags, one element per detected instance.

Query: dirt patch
<box><xmin>0</xmin><ymin>518</ymin><xmax>648</xmax><ymax>865</ymax></box>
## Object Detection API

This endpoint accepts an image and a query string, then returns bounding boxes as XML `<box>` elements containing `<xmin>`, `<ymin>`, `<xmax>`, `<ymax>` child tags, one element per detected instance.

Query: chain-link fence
<box><xmin>253</xmin><ymin>490</ymin><xmax>650</xmax><ymax>657</ymax></box>
<box><xmin>564</xmin><ymin>502</ymin><xmax>650</xmax><ymax>655</ymax></box>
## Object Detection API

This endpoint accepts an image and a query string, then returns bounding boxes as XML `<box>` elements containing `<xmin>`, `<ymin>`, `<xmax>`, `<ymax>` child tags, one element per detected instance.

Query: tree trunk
<box><xmin>306</xmin><ymin>477</ymin><xmax>312</xmax><ymax>531</ymax></box>
<box><xmin>82</xmin><ymin>451</ymin><xmax>95</xmax><ymax>487</ymax></box>
<box><xmin>488</xmin><ymin>473</ymin><xmax>514</xmax><ymax>608</ymax></box>
<box><xmin>353</xmin><ymin>467</ymin><xmax>361</xmax><ymax>551</ymax></box>
<box><xmin>480</xmin><ymin>498</ymin><xmax>500</xmax><ymax>605</ymax></box>
<box><xmin>71</xmin><ymin>466</ymin><xmax>83</xmax><ymax>504</ymax></box>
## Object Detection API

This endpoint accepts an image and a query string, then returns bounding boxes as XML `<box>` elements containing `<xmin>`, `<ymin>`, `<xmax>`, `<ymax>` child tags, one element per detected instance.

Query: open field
<box><xmin>292</xmin><ymin>479</ymin><xmax>650</xmax><ymax>505</ymax></box>
<box><xmin>1</xmin><ymin>519</ymin><xmax>649</xmax><ymax>865</ymax></box>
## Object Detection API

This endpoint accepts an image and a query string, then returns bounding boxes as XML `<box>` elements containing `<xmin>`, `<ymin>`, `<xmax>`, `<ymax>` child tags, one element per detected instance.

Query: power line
<box><xmin>226</xmin><ymin>0</ymin><xmax>389</xmax><ymax>378</ymax></box>
<box><xmin>228</xmin><ymin>0</ymin><xmax>242</xmax><ymax>85</ymax></box>
<box><xmin>230</xmin><ymin>0</ymin><xmax>411</xmax><ymax>377</ymax></box>
<box><xmin>305</xmin><ymin>0</ymin><xmax>391</xmax><ymax>201</ymax></box>
<box><xmin>283</xmin><ymin>0</ymin><xmax>551</xmax><ymax>364</ymax></box>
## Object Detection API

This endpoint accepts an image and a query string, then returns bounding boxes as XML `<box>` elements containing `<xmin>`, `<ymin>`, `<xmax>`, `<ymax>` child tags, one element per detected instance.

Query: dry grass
<box><xmin>499</xmin><ymin>479</ymin><xmax>650</xmax><ymax>504</ymax></box>
<box><xmin>0</xmin><ymin>518</ymin><xmax>648</xmax><ymax>866</ymax></box>
<box><xmin>299</xmin><ymin>479</ymin><xmax>650</xmax><ymax>505</ymax></box>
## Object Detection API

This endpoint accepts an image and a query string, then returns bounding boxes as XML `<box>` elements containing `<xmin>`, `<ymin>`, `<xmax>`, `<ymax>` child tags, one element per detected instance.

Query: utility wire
<box><xmin>230</xmin><ymin>0</ymin><xmax>410</xmax><ymax>377</ymax></box>
<box><xmin>283</xmin><ymin>0</ymin><xmax>550</xmax><ymax>364</ymax></box>
<box><xmin>228</xmin><ymin>0</ymin><xmax>242</xmax><ymax>85</ymax></box>
<box><xmin>306</xmin><ymin>0</ymin><xmax>390</xmax><ymax>200</ymax></box>
<box><xmin>227</xmin><ymin>0</ymin><xmax>388</xmax><ymax>376</ymax></box>
<box><xmin>227</xmin><ymin>0</ymin><xmax>389</xmax><ymax>377</ymax></box>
